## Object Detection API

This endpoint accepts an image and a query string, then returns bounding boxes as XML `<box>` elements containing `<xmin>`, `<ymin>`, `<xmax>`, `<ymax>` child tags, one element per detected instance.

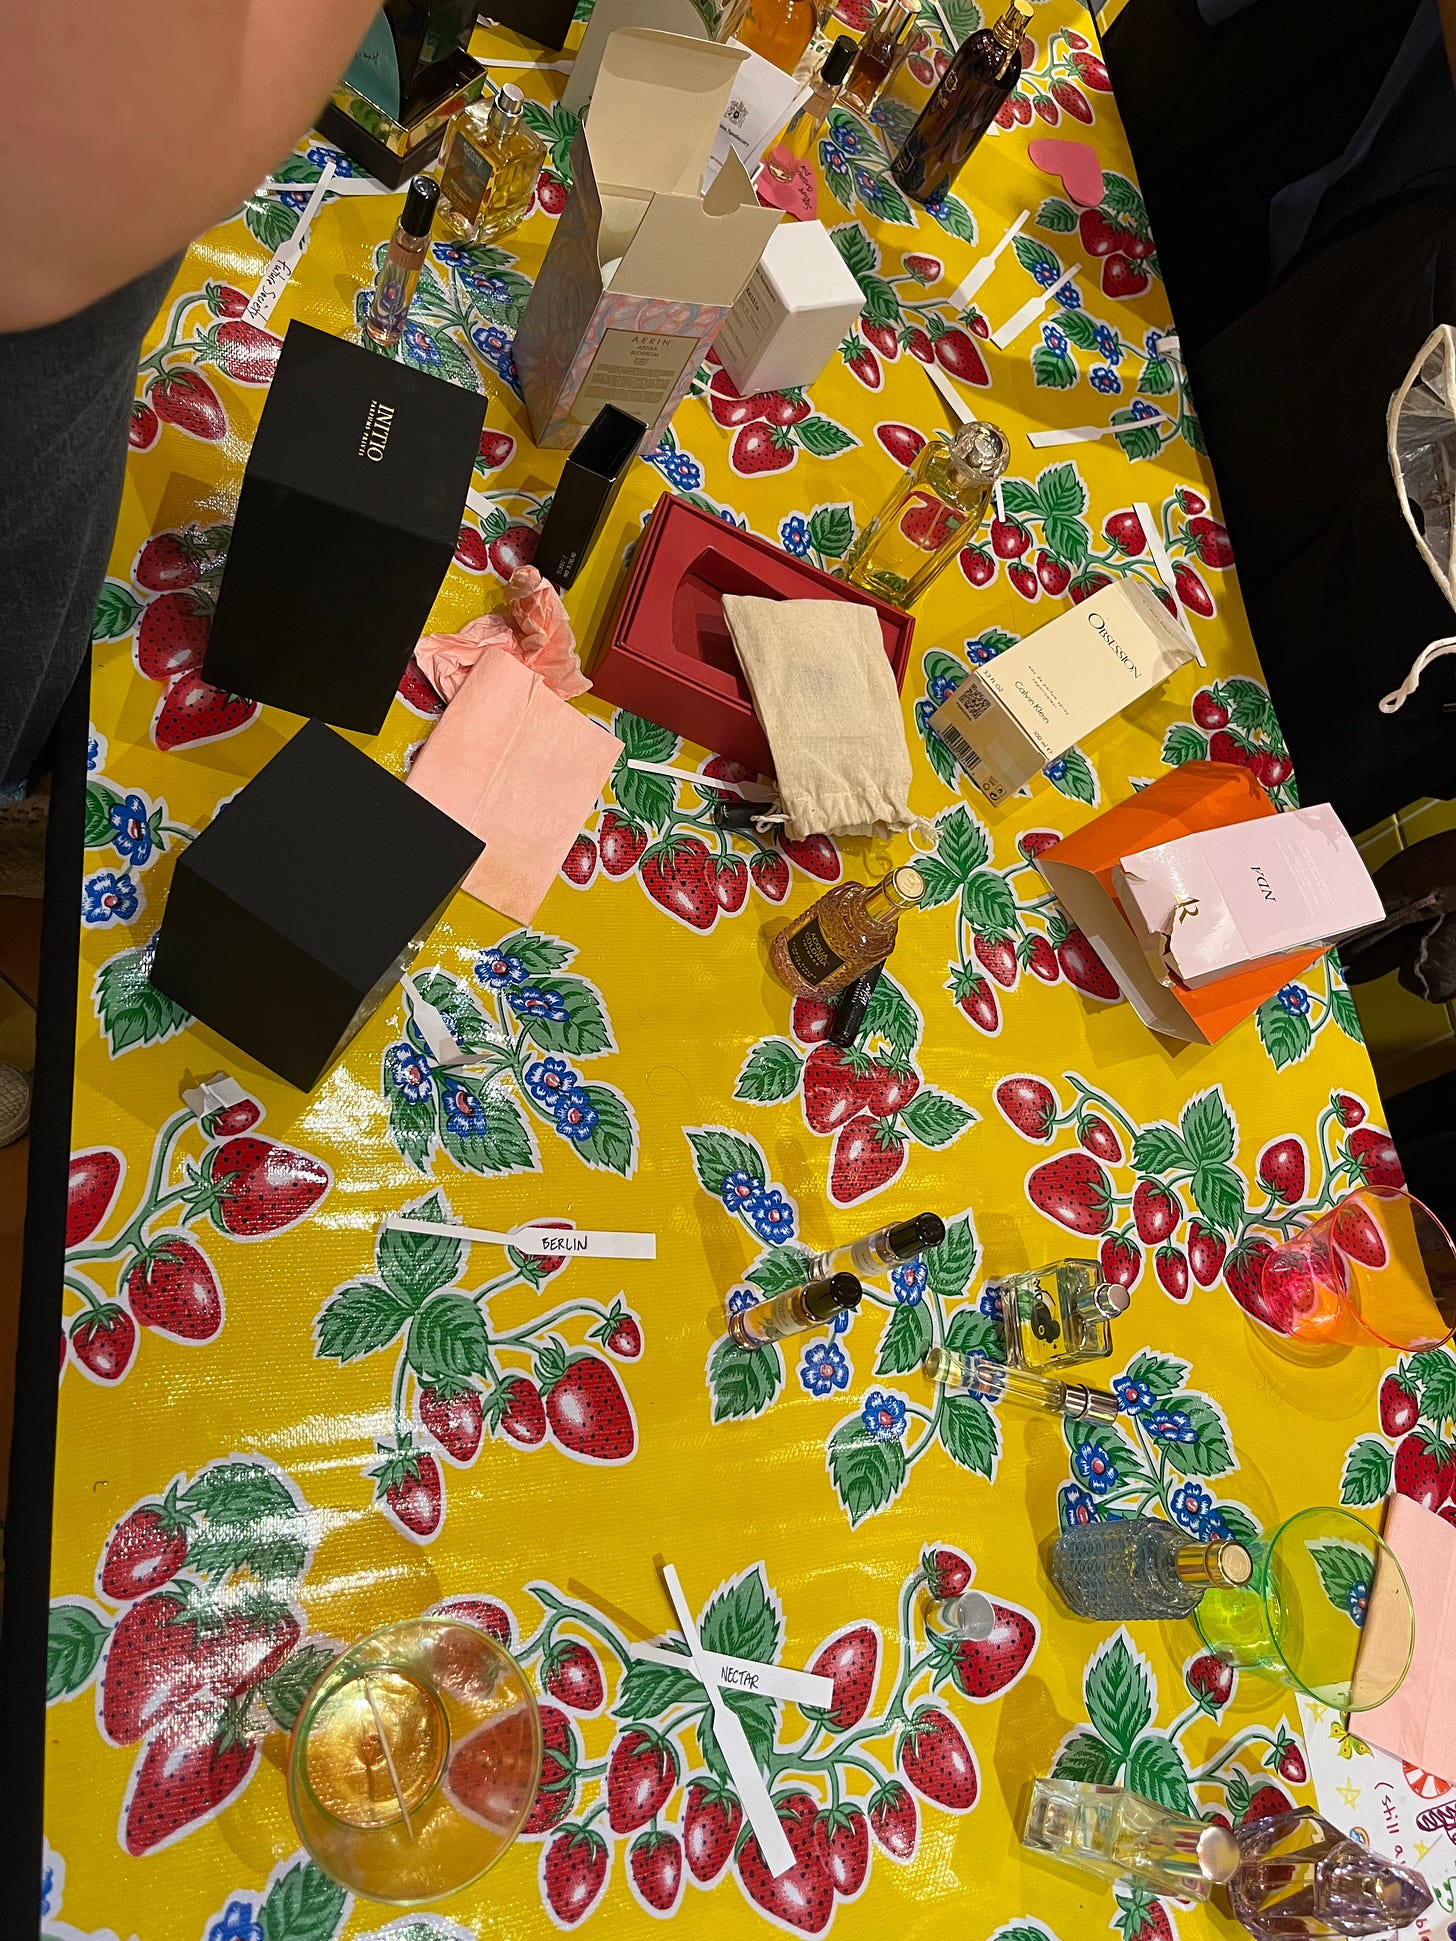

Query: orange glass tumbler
<box><xmin>1257</xmin><ymin>1188</ymin><xmax>1456</xmax><ymax>1351</ymax></box>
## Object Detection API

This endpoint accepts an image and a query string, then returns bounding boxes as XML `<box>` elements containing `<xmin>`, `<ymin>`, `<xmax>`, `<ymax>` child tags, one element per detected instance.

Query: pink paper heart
<box><xmin>756</xmin><ymin>152</ymin><xmax>817</xmax><ymax>223</ymax></box>
<box><xmin>1028</xmin><ymin>137</ymin><xmax>1104</xmax><ymax>208</ymax></box>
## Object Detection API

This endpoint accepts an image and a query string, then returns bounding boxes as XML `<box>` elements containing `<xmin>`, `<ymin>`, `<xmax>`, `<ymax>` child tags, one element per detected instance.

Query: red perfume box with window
<box><xmin>591</xmin><ymin>493</ymin><xmax>916</xmax><ymax>774</ymax></box>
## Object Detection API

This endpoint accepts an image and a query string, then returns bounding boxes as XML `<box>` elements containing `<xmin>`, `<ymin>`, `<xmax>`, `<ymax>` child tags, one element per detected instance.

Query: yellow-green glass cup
<box><xmin>1193</xmin><ymin>1506</ymin><xmax>1413</xmax><ymax>1713</ymax></box>
<box><xmin>289</xmin><ymin>1616</ymin><xmax>541</xmax><ymax>1904</ymax></box>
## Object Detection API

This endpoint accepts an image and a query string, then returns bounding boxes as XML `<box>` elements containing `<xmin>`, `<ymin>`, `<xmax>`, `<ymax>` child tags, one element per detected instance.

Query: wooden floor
<box><xmin>0</xmin><ymin>896</ymin><xmax>42</xmax><ymax>1530</ymax></box>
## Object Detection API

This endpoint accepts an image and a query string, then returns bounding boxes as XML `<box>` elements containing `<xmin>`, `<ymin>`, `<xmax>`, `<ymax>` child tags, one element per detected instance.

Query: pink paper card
<box><xmin>1353</xmin><ymin>1495</ymin><xmax>1456</xmax><ymax>1784</ymax></box>
<box><xmin>1114</xmin><ymin>803</ymin><xmax>1382</xmax><ymax>988</ymax></box>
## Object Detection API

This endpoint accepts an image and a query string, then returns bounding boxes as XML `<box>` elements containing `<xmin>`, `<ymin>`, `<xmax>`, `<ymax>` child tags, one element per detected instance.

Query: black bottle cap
<box><xmin>802</xmin><ymin>1273</ymin><xmax>863</xmax><ymax>1320</ymax></box>
<box><xmin>822</xmin><ymin>35</ymin><xmax>857</xmax><ymax>86</ymax></box>
<box><xmin>885</xmin><ymin>1212</ymin><xmax>946</xmax><ymax>1259</ymax></box>
<box><xmin>400</xmin><ymin>175</ymin><xmax>440</xmax><ymax>238</ymax></box>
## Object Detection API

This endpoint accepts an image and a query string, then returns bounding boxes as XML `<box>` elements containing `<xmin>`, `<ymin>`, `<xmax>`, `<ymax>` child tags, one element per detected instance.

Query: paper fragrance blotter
<box><xmin>150</xmin><ymin>721</ymin><xmax>482</xmax><ymax>1090</ymax></box>
<box><xmin>203</xmin><ymin>322</ymin><xmax>486</xmax><ymax>734</ymax></box>
<box><xmin>929</xmin><ymin>577</ymin><xmax>1195</xmax><ymax>803</ymax></box>
<box><xmin>593</xmin><ymin>493</ymin><xmax>914</xmax><ymax>774</ymax></box>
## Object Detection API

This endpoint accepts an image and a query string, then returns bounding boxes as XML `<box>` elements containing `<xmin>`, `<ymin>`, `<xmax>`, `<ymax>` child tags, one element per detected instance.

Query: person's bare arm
<box><xmin>0</xmin><ymin>0</ymin><xmax>385</xmax><ymax>330</ymax></box>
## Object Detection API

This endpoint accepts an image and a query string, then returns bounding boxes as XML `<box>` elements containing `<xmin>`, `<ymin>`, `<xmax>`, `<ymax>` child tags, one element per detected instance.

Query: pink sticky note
<box><xmin>1028</xmin><ymin>137</ymin><xmax>1104</xmax><ymax>209</ymax></box>
<box><xmin>1352</xmin><ymin>1495</ymin><xmax>1456</xmax><ymax>1783</ymax></box>
<box><xmin>756</xmin><ymin>156</ymin><xmax>817</xmax><ymax>223</ymax></box>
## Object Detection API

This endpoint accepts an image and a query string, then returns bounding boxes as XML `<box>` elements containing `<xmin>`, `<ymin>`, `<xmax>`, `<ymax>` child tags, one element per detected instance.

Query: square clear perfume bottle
<box><xmin>993</xmin><ymin>1259</ymin><xmax>1129</xmax><ymax>1371</ymax></box>
<box><xmin>438</xmin><ymin>82</ymin><xmax>545</xmax><ymax>246</ymax></box>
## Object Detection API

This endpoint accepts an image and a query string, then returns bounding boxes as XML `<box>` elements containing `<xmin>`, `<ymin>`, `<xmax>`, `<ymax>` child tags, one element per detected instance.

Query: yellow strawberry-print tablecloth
<box><xmin>43</xmin><ymin>6</ymin><xmax>1454</xmax><ymax>1941</ymax></box>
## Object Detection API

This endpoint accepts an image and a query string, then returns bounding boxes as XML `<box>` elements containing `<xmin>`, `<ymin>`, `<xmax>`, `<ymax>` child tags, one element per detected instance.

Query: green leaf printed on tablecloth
<box><xmin>1085</xmin><ymin>1630</ymin><xmax>1153</xmax><ymax>1761</ymax></box>
<box><xmin>827</xmin><ymin>1418</ymin><xmax>908</xmax><ymax>1526</ymax></box>
<box><xmin>707</xmin><ymin>1334</ymin><xmax>782</xmax><ymax>1422</ymax></box>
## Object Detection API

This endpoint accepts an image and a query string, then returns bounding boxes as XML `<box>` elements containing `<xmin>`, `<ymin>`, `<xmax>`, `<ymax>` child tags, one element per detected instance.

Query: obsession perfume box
<box><xmin>150</xmin><ymin>722</ymin><xmax>482</xmax><ymax>1091</ymax></box>
<box><xmin>203</xmin><ymin>322</ymin><xmax>486</xmax><ymax>734</ymax></box>
<box><xmin>928</xmin><ymin>577</ymin><xmax>1195</xmax><ymax>804</ymax></box>
<box><xmin>716</xmin><ymin>221</ymin><xmax>865</xmax><ymax>396</ymax></box>
<box><xmin>513</xmin><ymin>29</ymin><xmax>782</xmax><ymax>450</ymax></box>
<box><xmin>592</xmin><ymin>493</ymin><xmax>913</xmax><ymax>772</ymax></box>
<box><xmin>1113</xmin><ymin>803</ymin><xmax>1382</xmax><ymax>988</ymax></box>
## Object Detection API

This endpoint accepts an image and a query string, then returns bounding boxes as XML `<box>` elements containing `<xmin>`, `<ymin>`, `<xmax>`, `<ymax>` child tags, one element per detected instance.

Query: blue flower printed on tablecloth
<box><xmin>647</xmin><ymin>442</ymin><xmax>704</xmax><ymax>493</ymax></box>
<box><xmin>526</xmin><ymin>1057</ymin><xmax>578</xmax><ymax>1106</ymax></box>
<box><xmin>800</xmin><ymin>1339</ymin><xmax>851</xmax><ymax>1397</ymax></box>
<box><xmin>554</xmin><ymin>1089</ymin><xmax>599</xmax><ymax>1144</ymax></box>
<box><xmin>721</xmin><ymin>1170</ymin><xmax>764</xmax><ymax>1218</ymax></box>
<box><xmin>477</xmin><ymin>950</ymin><xmax>527</xmax><ymax>991</ymax></box>
<box><xmin>1170</xmin><ymin>1480</ymin><xmax>1213</xmax><ymax>1532</ymax></box>
<box><xmin>442</xmin><ymin>1083</ymin><xmax>489</xmax><ymax>1139</ymax></box>
<box><xmin>861</xmin><ymin>1389</ymin><xmax>907</xmax><ymax>1442</ymax></box>
<box><xmin>1114</xmin><ymin>1376</ymin><xmax>1156</xmax><ymax>1415</ymax></box>
<box><xmin>387</xmin><ymin>1042</ymin><xmax>434</xmax><ymax>1105</ymax></box>
<box><xmin>1277</xmin><ymin>982</ymin><xmax>1312</xmax><ymax>1017</ymax></box>
<box><xmin>1074</xmin><ymin>1441</ymin><xmax>1117</xmax><ymax>1494</ymax></box>
<box><xmin>208</xmin><ymin>1899</ymin><xmax>264</xmax><ymax>1941</ymax></box>
<box><xmin>107</xmin><ymin>792</ymin><xmax>154</xmax><ymax>867</ymax></box>
<box><xmin>891</xmin><ymin>1259</ymin><xmax>928</xmax><ymax>1305</ymax></box>
<box><xmin>507</xmin><ymin>986</ymin><xmax>568</xmax><ymax>1024</ymax></box>
<box><xmin>1089</xmin><ymin>364</ymin><xmax>1122</xmax><ymax>394</ymax></box>
<box><xmin>1059</xmin><ymin>1484</ymin><xmax>1098</xmax><ymax>1528</ymax></box>
<box><xmin>82</xmin><ymin>870</ymin><xmax>139</xmax><ymax>926</ymax></box>
<box><xmin>727</xmin><ymin>1285</ymin><xmax>760</xmax><ymax>1316</ymax></box>
<box><xmin>746</xmin><ymin>1187</ymin><xmax>796</xmax><ymax>1244</ymax></box>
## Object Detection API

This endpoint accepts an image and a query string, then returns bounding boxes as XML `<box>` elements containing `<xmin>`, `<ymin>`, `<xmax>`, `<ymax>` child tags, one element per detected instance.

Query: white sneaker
<box><xmin>0</xmin><ymin>1061</ymin><xmax>30</xmax><ymax>1147</ymax></box>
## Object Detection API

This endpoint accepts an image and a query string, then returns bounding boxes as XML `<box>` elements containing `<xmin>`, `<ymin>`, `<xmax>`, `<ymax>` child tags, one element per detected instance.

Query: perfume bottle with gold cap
<box><xmin>768</xmin><ymin>865</ymin><xmax>924</xmax><ymax>998</ymax></box>
<box><xmin>921</xmin><ymin>1348</ymin><xmax>1120</xmax><ymax>1424</ymax></box>
<box><xmin>1051</xmin><ymin>1516</ymin><xmax>1254</xmax><ymax>1621</ymax></box>
<box><xmin>842</xmin><ymin>0</ymin><xmax>915</xmax><ymax>112</ymax></box>
<box><xmin>890</xmin><ymin>2</ymin><xmax>1033</xmax><ymax>205</ymax></box>
<box><xmin>1023</xmin><ymin>1777</ymin><xmax>1241</xmax><ymax>1902</ymax></box>
<box><xmin>994</xmin><ymin>1260</ymin><xmax>1129</xmax><ymax>1371</ymax></box>
<box><xmin>839</xmin><ymin>423</ymin><xmax>1009</xmax><ymax>610</ymax></box>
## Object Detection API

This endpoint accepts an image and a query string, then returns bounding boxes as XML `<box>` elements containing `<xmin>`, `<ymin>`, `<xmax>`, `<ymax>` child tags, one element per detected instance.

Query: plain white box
<box><xmin>715</xmin><ymin>220</ymin><xmax>864</xmax><ymax>395</ymax></box>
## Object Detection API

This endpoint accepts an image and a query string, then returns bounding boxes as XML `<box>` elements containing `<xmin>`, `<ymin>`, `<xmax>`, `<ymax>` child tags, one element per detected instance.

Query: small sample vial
<box><xmin>1050</xmin><ymin>1517</ymin><xmax>1253</xmax><ymax>1621</ymax></box>
<box><xmin>922</xmin><ymin>1348</ymin><xmax>1119</xmax><ymax>1423</ymax></box>
<box><xmin>996</xmin><ymin>1260</ymin><xmax>1129</xmax><ymax>1371</ymax></box>
<box><xmin>728</xmin><ymin>1273</ymin><xmax>862</xmax><ymax>1348</ymax></box>
<box><xmin>1023</xmin><ymin>1776</ymin><xmax>1241</xmax><ymax>1900</ymax></box>
<box><xmin>932</xmin><ymin>1590</ymin><xmax>995</xmax><ymax>1638</ymax></box>
<box><xmin>806</xmin><ymin>1212</ymin><xmax>945</xmax><ymax>1284</ymax></box>
<box><xmin>365</xmin><ymin>176</ymin><xmax>439</xmax><ymax>351</ymax></box>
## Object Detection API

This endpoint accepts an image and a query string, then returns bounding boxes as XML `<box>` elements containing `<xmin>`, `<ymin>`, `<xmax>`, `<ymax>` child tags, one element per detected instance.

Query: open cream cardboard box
<box><xmin>514</xmin><ymin>30</ymin><xmax>783</xmax><ymax>451</ymax></box>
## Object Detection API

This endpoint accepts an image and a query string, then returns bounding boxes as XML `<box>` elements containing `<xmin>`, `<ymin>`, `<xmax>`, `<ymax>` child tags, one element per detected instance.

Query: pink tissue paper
<box><xmin>1352</xmin><ymin>1494</ymin><xmax>1456</xmax><ymax>1783</ymax></box>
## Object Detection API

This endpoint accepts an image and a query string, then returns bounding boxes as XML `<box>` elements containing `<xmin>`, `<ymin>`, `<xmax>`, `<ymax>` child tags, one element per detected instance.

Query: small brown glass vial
<box><xmin>728</xmin><ymin>1273</ymin><xmax>863</xmax><ymax>1347</ymax></box>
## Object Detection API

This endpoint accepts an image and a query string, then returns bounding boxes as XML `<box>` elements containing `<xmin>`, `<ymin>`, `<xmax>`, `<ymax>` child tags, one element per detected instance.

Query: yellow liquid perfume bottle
<box><xmin>768</xmin><ymin>864</ymin><xmax>924</xmax><ymax>998</ymax></box>
<box><xmin>921</xmin><ymin>1347</ymin><xmax>1120</xmax><ymax>1423</ymax></box>
<box><xmin>841</xmin><ymin>0</ymin><xmax>915</xmax><ymax>113</ymax></box>
<box><xmin>993</xmin><ymin>1260</ymin><xmax>1130</xmax><ymax>1371</ymax></box>
<box><xmin>730</xmin><ymin>0</ymin><xmax>820</xmax><ymax>75</ymax></box>
<box><xmin>839</xmin><ymin>422</ymin><xmax>1009</xmax><ymax>609</ymax></box>
<box><xmin>763</xmin><ymin>35</ymin><xmax>856</xmax><ymax>182</ymax></box>
<box><xmin>438</xmin><ymin>82</ymin><xmax>545</xmax><ymax>246</ymax></box>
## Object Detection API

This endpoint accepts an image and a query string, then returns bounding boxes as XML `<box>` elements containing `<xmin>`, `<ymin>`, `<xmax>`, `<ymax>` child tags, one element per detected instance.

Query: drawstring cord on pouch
<box><xmin>1381</xmin><ymin>635</ymin><xmax>1456</xmax><ymax>712</ymax></box>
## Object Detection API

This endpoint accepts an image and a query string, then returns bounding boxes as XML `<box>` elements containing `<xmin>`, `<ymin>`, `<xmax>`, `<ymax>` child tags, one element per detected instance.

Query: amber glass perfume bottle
<box><xmin>438</xmin><ymin>83</ymin><xmax>544</xmax><ymax>245</ymax></box>
<box><xmin>728</xmin><ymin>0</ymin><xmax>819</xmax><ymax>75</ymax></box>
<box><xmin>890</xmin><ymin>3</ymin><xmax>1032</xmax><ymax>205</ymax></box>
<box><xmin>1023</xmin><ymin>1778</ymin><xmax>1241</xmax><ymax>1901</ymax></box>
<box><xmin>728</xmin><ymin>1272</ymin><xmax>862</xmax><ymax>1347</ymax></box>
<box><xmin>768</xmin><ymin>865</ymin><xmax>924</xmax><ymax>998</ymax></box>
<box><xmin>921</xmin><ymin>1349</ymin><xmax>1119</xmax><ymax>1423</ymax></box>
<box><xmin>839</xmin><ymin>423</ymin><xmax>1009</xmax><ymax>609</ymax></box>
<box><xmin>995</xmin><ymin>1260</ymin><xmax>1129</xmax><ymax>1372</ymax></box>
<box><xmin>366</xmin><ymin>175</ymin><xmax>439</xmax><ymax>350</ymax></box>
<box><xmin>764</xmin><ymin>35</ymin><xmax>856</xmax><ymax>182</ymax></box>
<box><xmin>842</xmin><ymin>0</ymin><xmax>914</xmax><ymax>113</ymax></box>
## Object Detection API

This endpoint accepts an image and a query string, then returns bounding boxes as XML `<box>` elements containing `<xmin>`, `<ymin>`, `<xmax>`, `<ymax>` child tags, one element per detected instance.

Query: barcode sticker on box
<box><xmin>935</xmin><ymin>719</ymin><xmax>981</xmax><ymax>773</ymax></box>
<box><xmin>956</xmin><ymin>681</ymin><xmax>992</xmax><ymax>722</ymax></box>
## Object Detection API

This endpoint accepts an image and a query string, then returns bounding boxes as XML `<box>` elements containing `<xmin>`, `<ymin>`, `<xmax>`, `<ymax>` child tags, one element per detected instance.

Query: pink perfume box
<box><xmin>1113</xmin><ymin>803</ymin><xmax>1383</xmax><ymax>989</ymax></box>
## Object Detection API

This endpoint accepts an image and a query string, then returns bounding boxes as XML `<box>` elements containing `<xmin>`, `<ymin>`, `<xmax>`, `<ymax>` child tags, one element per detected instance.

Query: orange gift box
<box><xmin>1036</xmin><ymin>761</ymin><xmax>1323</xmax><ymax>1044</ymax></box>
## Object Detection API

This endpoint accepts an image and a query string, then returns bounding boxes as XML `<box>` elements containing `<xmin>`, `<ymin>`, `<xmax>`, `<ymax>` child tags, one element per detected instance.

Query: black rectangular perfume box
<box><xmin>481</xmin><ymin>0</ymin><xmax>578</xmax><ymax>52</ymax></box>
<box><xmin>533</xmin><ymin>405</ymin><xmax>646</xmax><ymax>589</ymax></box>
<box><xmin>203</xmin><ymin>322</ymin><xmax>486</xmax><ymax>734</ymax></box>
<box><xmin>150</xmin><ymin>721</ymin><xmax>483</xmax><ymax>1090</ymax></box>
